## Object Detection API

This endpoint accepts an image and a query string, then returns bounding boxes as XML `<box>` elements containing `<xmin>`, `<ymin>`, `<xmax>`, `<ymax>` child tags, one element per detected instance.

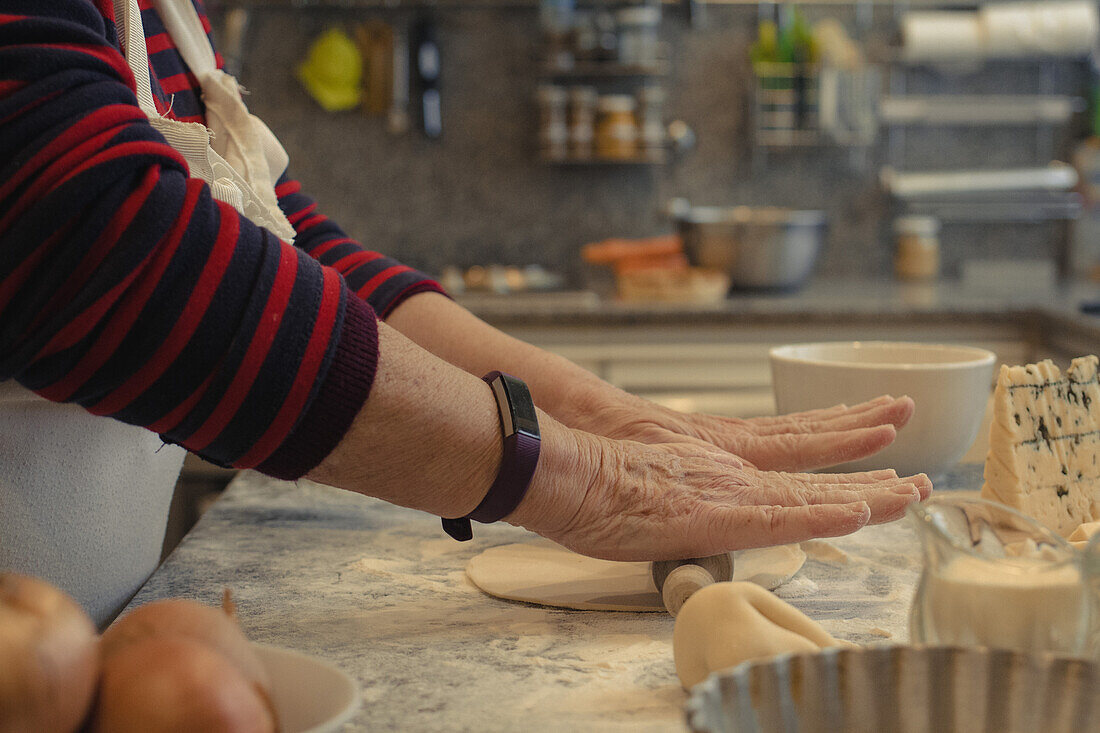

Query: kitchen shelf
<box><xmin>541</xmin><ymin>151</ymin><xmax>667</xmax><ymax>165</ymax></box>
<box><xmin>880</xmin><ymin>95</ymin><xmax>1084</xmax><ymax>126</ymax></box>
<box><xmin>903</xmin><ymin>194</ymin><xmax>1082</xmax><ymax>223</ymax></box>
<box><xmin>881</xmin><ymin>164</ymin><xmax>1079</xmax><ymax>200</ymax></box>
<box><xmin>540</xmin><ymin>60</ymin><xmax>670</xmax><ymax>79</ymax></box>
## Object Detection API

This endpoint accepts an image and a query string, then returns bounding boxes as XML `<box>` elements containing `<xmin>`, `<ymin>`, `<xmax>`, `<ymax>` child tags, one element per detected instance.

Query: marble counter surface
<box><xmin>128</xmin><ymin>464</ymin><xmax>985</xmax><ymax>732</ymax></box>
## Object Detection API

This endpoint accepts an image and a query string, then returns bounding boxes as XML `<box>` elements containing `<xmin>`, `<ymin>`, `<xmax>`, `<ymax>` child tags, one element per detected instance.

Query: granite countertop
<box><xmin>128</xmin><ymin>464</ymin><xmax>985</xmax><ymax>732</ymax></box>
<box><xmin>452</xmin><ymin>278</ymin><xmax>1100</xmax><ymax>336</ymax></box>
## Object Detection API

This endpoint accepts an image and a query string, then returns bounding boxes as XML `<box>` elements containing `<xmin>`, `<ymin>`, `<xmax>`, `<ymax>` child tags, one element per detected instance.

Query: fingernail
<box><xmin>892</xmin><ymin>485</ymin><xmax>920</xmax><ymax>497</ymax></box>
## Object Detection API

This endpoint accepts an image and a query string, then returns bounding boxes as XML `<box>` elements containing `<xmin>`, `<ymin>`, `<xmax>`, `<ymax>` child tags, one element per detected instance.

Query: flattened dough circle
<box><xmin>465</xmin><ymin>539</ymin><xmax>807</xmax><ymax>612</ymax></box>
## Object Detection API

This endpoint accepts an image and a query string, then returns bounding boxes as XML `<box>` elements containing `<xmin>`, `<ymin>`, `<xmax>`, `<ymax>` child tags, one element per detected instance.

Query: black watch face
<box><xmin>493</xmin><ymin>374</ymin><xmax>540</xmax><ymax>439</ymax></box>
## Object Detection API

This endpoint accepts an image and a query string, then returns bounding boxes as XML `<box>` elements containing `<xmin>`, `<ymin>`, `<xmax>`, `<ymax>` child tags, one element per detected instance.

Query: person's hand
<box><xmin>510</xmin><ymin>419</ymin><xmax>932</xmax><ymax>562</ymax></box>
<box><xmin>569</xmin><ymin>392</ymin><xmax>915</xmax><ymax>472</ymax></box>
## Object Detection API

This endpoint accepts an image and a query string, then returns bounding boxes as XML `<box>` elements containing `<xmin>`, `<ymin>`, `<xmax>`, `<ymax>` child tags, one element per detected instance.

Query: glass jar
<box><xmin>539</xmin><ymin>0</ymin><xmax>575</xmax><ymax>71</ymax></box>
<box><xmin>636</xmin><ymin>85</ymin><xmax>666</xmax><ymax>156</ymax></box>
<box><xmin>537</xmin><ymin>85</ymin><xmax>569</xmax><ymax>160</ymax></box>
<box><xmin>594</xmin><ymin>10</ymin><xmax>618</xmax><ymax>62</ymax></box>
<box><xmin>616</xmin><ymin>5</ymin><xmax>660</xmax><ymax>68</ymax></box>
<box><xmin>909</xmin><ymin>496</ymin><xmax>1095</xmax><ymax>657</ymax></box>
<box><xmin>893</xmin><ymin>215</ymin><xmax>940</xmax><ymax>281</ymax></box>
<box><xmin>568</xmin><ymin>86</ymin><xmax>597</xmax><ymax>159</ymax></box>
<box><xmin>595</xmin><ymin>94</ymin><xmax>638</xmax><ymax>159</ymax></box>
<box><xmin>572</xmin><ymin>11</ymin><xmax>598</xmax><ymax>62</ymax></box>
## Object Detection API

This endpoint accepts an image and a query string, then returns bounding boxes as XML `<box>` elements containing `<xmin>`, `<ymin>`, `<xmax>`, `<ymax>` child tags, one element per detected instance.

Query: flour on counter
<box><xmin>801</xmin><ymin>539</ymin><xmax>850</xmax><ymax>564</ymax></box>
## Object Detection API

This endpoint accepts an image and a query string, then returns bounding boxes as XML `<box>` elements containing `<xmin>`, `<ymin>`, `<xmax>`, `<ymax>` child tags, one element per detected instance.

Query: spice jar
<box><xmin>616</xmin><ymin>5</ymin><xmax>661</xmax><ymax>68</ymax></box>
<box><xmin>568</xmin><ymin>86</ymin><xmax>597</xmax><ymax>159</ymax></box>
<box><xmin>537</xmin><ymin>85</ymin><xmax>568</xmax><ymax>160</ymax></box>
<box><xmin>572</xmin><ymin>11</ymin><xmax>598</xmax><ymax>62</ymax></box>
<box><xmin>636</xmin><ymin>85</ymin><xmax>666</xmax><ymax>157</ymax></box>
<box><xmin>595</xmin><ymin>94</ymin><xmax>638</xmax><ymax>159</ymax></box>
<box><xmin>539</xmin><ymin>0</ymin><xmax>575</xmax><ymax>71</ymax></box>
<box><xmin>893</xmin><ymin>215</ymin><xmax>941</xmax><ymax>281</ymax></box>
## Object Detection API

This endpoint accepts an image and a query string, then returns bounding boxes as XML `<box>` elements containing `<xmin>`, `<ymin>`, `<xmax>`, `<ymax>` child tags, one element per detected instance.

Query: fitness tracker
<box><xmin>441</xmin><ymin>372</ymin><xmax>541</xmax><ymax>541</ymax></box>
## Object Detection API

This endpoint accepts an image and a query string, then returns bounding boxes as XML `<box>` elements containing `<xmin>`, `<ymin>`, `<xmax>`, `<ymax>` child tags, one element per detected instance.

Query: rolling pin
<box><xmin>650</xmin><ymin>553</ymin><xmax>733</xmax><ymax>617</ymax></box>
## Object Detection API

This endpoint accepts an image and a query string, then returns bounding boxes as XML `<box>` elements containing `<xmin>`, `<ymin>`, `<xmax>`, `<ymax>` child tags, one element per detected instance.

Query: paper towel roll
<box><xmin>981</xmin><ymin>1</ymin><xmax>1099</xmax><ymax>58</ymax></box>
<box><xmin>902</xmin><ymin>12</ymin><xmax>983</xmax><ymax>63</ymax></box>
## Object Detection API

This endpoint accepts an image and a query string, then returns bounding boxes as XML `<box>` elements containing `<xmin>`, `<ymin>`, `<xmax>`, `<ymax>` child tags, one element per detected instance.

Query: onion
<box><xmin>101</xmin><ymin>594</ymin><xmax>270</xmax><ymax>692</ymax></box>
<box><xmin>0</xmin><ymin>572</ymin><xmax>99</xmax><ymax>733</ymax></box>
<box><xmin>90</xmin><ymin>636</ymin><xmax>277</xmax><ymax>733</ymax></box>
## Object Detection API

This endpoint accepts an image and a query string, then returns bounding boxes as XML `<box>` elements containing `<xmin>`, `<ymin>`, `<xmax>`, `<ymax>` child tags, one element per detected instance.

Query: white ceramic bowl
<box><xmin>253</xmin><ymin>644</ymin><xmax>360</xmax><ymax>733</ymax></box>
<box><xmin>769</xmin><ymin>341</ymin><xmax>996</xmax><ymax>478</ymax></box>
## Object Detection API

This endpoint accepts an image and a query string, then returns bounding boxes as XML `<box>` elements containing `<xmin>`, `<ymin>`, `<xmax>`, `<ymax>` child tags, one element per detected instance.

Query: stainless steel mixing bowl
<box><xmin>673</xmin><ymin>205</ymin><xmax>827</xmax><ymax>291</ymax></box>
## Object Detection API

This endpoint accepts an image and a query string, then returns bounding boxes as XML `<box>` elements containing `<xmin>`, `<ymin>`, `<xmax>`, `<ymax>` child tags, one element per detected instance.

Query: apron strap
<box><xmin>150</xmin><ymin>0</ymin><xmax>219</xmax><ymax>79</ymax></box>
<box><xmin>112</xmin><ymin>0</ymin><xmax>159</xmax><ymax>116</ymax></box>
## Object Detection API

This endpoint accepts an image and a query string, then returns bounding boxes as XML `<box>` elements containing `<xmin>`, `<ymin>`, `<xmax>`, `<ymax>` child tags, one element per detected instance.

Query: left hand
<box><xmin>566</xmin><ymin>392</ymin><xmax>915</xmax><ymax>473</ymax></box>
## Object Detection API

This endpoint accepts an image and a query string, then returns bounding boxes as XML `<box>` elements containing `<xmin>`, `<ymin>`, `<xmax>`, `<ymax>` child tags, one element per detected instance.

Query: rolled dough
<box><xmin>465</xmin><ymin>539</ymin><xmax>806</xmax><ymax>612</ymax></box>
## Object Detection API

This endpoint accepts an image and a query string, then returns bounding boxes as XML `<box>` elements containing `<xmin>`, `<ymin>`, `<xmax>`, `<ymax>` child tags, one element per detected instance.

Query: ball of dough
<box><xmin>673</xmin><ymin>581</ymin><xmax>844</xmax><ymax>689</ymax></box>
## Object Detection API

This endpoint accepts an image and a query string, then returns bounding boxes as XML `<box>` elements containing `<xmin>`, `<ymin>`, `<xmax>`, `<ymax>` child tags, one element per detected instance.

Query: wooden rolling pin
<box><xmin>650</xmin><ymin>553</ymin><xmax>733</xmax><ymax>617</ymax></box>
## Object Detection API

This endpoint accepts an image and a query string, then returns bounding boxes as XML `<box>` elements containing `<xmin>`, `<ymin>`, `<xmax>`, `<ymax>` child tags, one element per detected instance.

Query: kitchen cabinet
<box><xmin>499</xmin><ymin>319</ymin><xmax>1032</xmax><ymax>465</ymax></box>
<box><xmin>502</xmin><ymin>320</ymin><xmax>1032</xmax><ymax>415</ymax></box>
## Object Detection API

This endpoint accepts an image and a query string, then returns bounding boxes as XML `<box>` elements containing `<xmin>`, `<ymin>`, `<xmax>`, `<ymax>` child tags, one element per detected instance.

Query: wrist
<box><xmin>442</xmin><ymin>371</ymin><xmax>542</xmax><ymax>540</ymax></box>
<box><xmin>505</xmin><ymin>415</ymin><xmax>599</xmax><ymax>537</ymax></box>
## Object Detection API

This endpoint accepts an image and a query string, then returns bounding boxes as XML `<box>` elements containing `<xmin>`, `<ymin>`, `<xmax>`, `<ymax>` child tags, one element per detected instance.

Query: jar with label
<box><xmin>636</xmin><ymin>85</ymin><xmax>666</xmax><ymax>156</ymax></box>
<box><xmin>568</xmin><ymin>86</ymin><xmax>597</xmax><ymax>159</ymax></box>
<box><xmin>594</xmin><ymin>10</ymin><xmax>618</xmax><ymax>62</ymax></box>
<box><xmin>539</xmin><ymin>0</ymin><xmax>575</xmax><ymax>71</ymax></box>
<box><xmin>572</xmin><ymin>11</ymin><xmax>598</xmax><ymax>62</ymax></box>
<box><xmin>537</xmin><ymin>85</ymin><xmax>569</xmax><ymax>160</ymax></box>
<box><xmin>595</xmin><ymin>94</ymin><xmax>638</xmax><ymax>159</ymax></box>
<box><xmin>616</xmin><ymin>5</ymin><xmax>660</xmax><ymax>67</ymax></box>
<box><xmin>893</xmin><ymin>215</ymin><xmax>941</xmax><ymax>281</ymax></box>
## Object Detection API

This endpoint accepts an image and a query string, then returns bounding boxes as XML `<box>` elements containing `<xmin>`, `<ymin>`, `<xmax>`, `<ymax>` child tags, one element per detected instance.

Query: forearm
<box><xmin>385</xmin><ymin>292</ymin><xmax>627</xmax><ymax>428</ymax></box>
<box><xmin>306</xmin><ymin>320</ymin><xmax>588</xmax><ymax>522</ymax></box>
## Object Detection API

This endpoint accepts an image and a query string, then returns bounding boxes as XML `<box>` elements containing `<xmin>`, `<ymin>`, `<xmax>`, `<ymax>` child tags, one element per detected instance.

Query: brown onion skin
<box><xmin>101</xmin><ymin>598</ymin><xmax>270</xmax><ymax>691</ymax></box>
<box><xmin>0</xmin><ymin>573</ymin><xmax>99</xmax><ymax>733</ymax></box>
<box><xmin>90</xmin><ymin>636</ymin><xmax>277</xmax><ymax>733</ymax></box>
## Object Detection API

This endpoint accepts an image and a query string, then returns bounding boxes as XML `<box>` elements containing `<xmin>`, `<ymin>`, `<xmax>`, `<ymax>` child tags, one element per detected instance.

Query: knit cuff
<box><xmin>377</xmin><ymin>280</ymin><xmax>449</xmax><ymax>319</ymax></box>
<box><xmin>255</xmin><ymin>294</ymin><xmax>379</xmax><ymax>479</ymax></box>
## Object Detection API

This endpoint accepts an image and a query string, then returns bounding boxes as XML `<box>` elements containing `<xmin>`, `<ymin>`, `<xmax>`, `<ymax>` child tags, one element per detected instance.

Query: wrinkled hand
<box><xmin>511</xmin><ymin>420</ymin><xmax>932</xmax><ymax>562</ymax></box>
<box><xmin>583</xmin><ymin>393</ymin><xmax>916</xmax><ymax>472</ymax></box>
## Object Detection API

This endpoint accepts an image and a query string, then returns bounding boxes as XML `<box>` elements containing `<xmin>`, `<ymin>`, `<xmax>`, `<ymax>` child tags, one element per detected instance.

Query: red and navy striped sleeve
<box><xmin>274</xmin><ymin>176</ymin><xmax>446</xmax><ymax>318</ymax></box>
<box><xmin>0</xmin><ymin>0</ymin><xmax>380</xmax><ymax>479</ymax></box>
<box><xmin>139</xmin><ymin>0</ymin><xmax>445</xmax><ymax>318</ymax></box>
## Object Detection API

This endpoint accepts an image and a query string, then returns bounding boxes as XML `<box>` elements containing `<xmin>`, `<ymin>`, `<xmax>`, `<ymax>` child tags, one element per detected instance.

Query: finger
<box><xmin>767</xmin><ymin>470</ymin><xmax>931</xmax><ymax>499</ymax></box>
<box><xmin>741</xmin><ymin>395</ymin><xmax>897</xmax><ymax>427</ymax></box>
<box><xmin>774</xmin><ymin>468</ymin><xmax>899</xmax><ymax>483</ymax></box>
<box><xmin>734</xmin><ymin>425</ymin><xmax>898</xmax><ymax>472</ymax></box>
<box><xmin>801</xmin><ymin>485</ymin><xmax>919</xmax><ymax>523</ymax></box>
<box><xmin>833</xmin><ymin>474</ymin><xmax>933</xmax><ymax>502</ymax></box>
<box><xmin>707</xmin><ymin>501</ymin><xmax>871</xmax><ymax>551</ymax></box>
<box><xmin>748</xmin><ymin>397</ymin><xmax>915</xmax><ymax>436</ymax></box>
<box><xmin>753</xmin><ymin>480</ymin><xmax>923</xmax><ymax>523</ymax></box>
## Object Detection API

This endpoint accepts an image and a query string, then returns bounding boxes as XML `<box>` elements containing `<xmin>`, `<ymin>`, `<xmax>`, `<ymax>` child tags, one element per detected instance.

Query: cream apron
<box><xmin>0</xmin><ymin>0</ymin><xmax>293</xmax><ymax>626</ymax></box>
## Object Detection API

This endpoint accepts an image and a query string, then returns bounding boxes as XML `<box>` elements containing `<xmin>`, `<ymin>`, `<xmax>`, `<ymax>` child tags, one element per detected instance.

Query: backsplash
<box><xmin>212</xmin><ymin>3</ymin><xmax>1090</xmax><ymax>288</ymax></box>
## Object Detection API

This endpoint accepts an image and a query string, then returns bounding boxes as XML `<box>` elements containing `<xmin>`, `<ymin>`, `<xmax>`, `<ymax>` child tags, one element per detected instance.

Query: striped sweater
<box><xmin>0</xmin><ymin>0</ymin><xmax>443</xmax><ymax>478</ymax></box>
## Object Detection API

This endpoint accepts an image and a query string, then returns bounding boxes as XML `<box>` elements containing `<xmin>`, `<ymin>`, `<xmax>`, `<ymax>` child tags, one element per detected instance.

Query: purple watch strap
<box><xmin>441</xmin><ymin>372</ymin><xmax>541</xmax><ymax>541</ymax></box>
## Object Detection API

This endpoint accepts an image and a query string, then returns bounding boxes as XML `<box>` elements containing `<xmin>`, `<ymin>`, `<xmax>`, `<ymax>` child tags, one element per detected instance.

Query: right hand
<box><xmin>509</xmin><ymin>418</ymin><xmax>931</xmax><ymax>562</ymax></box>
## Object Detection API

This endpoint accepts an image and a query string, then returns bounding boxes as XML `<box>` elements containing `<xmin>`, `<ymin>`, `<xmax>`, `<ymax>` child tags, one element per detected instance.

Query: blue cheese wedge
<box><xmin>981</xmin><ymin>355</ymin><xmax>1100</xmax><ymax>537</ymax></box>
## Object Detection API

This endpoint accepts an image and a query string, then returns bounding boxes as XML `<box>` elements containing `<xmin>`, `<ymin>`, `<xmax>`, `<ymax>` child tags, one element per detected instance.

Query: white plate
<box><xmin>253</xmin><ymin>644</ymin><xmax>360</xmax><ymax>733</ymax></box>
